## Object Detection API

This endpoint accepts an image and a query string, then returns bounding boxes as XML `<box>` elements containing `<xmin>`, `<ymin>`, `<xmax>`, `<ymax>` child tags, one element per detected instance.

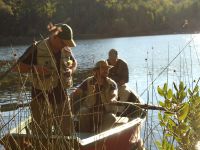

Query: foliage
<box><xmin>0</xmin><ymin>0</ymin><xmax>13</xmax><ymax>15</ymax></box>
<box><xmin>1</xmin><ymin>0</ymin><xmax>200</xmax><ymax>39</ymax></box>
<box><xmin>157</xmin><ymin>82</ymin><xmax>200</xmax><ymax>150</ymax></box>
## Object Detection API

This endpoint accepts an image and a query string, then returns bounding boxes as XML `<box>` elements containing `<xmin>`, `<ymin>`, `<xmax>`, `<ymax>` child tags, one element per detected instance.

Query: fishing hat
<box><xmin>56</xmin><ymin>24</ymin><xmax>76</xmax><ymax>47</ymax></box>
<box><xmin>93</xmin><ymin>60</ymin><xmax>113</xmax><ymax>70</ymax></box>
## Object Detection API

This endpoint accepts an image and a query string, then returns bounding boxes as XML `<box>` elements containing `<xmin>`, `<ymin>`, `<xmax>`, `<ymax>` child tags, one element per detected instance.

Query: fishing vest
<box><xmin>31</xmin><ymin>39</ymin><xmax>73</xmax><ymax>91</ymax></box>
<box><xmin>83</xmin><ymin>76</ymin><xmax>117</xmax><ymax>113</ymax></box>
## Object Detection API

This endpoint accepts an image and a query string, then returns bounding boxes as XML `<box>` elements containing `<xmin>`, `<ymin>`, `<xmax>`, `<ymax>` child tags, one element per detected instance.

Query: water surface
<box><xmin>1</xmin><ymin>34</ymin><xmax>200</xmax><ymax>149</ymax></box>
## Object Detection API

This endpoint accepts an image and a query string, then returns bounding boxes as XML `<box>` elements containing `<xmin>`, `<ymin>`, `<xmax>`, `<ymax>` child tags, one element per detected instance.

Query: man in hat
<box><xmin>13</xmin><ymin>23</ymin><xmax>77</xmax><ymax>137</ymax></box>
<box><xmin>71</xmin><ymin>60</ymin><xmax>118</xmax><ymax>132</ymax></box>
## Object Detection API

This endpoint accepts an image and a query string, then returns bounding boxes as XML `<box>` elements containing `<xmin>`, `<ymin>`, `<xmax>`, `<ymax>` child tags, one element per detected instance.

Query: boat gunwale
<box><xmin>5</xmin><ymin>117</ymin><xmax>144</xmax><ymax>147</ymax></box>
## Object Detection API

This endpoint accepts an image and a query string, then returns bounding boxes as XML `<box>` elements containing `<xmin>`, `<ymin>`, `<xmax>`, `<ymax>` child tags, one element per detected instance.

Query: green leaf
<box><xmin>159</xmin><ymin>101</ymin><xmax>165</xmax><ymax>107</ymax></box>
<box><xmin>164</xmin><ymin>83</ymin><xmax>168</xmax><ymax>93</ymax></box>
<box><xmin>179</xmin><ymin>91</ymin><xmax>187</xmax><ymax>102</ymax></box>
<box><xmin>155</xmin><ymin>141</ymin><xmax>162</xmax><ymax>150</ymax></box>
<box><xmin>162</xmin><ymin>138</ymin><xmax>167</xmax><ymax>149</ymax></box>
<box><xmin>178</xmin><ymin>103</ymin><xmax>189</xmax><ymax>121</ymax></box>
<box><xmin>164</xmin><ymin>111</ymin><xmax>174</xmax><ymax>116</ymax></box>
<box><xmin>165</xmin><ymin>133</ymin><xmax>172</xmax><ymax>137</ymax></box>
<box><xmin>165</xmin><ymin>99</ymin><xmax>171</xmax><ymax>108</ymax></box>
<box><xmin>168</xmin><ymin>118</ymin><xmax>176</xmax><ymax>127</ymax></box>
<box><xmin>158</xmin><ymin>86</ymin><xmax>164</xmax><ymax>96</ymax></box>
<box><xmin>188</xmin><ymin>88</ymin><xmax>192</xmax><ymax>96</ymax></box>
<box><xmin>158</xmin><ymin>112</ymin><xmax>163</xmax><ymax>120</ymax></box>
<box><xmin>167</xmin><ymin>89</ymin><xmax>173</xmax><ymax>99</ymax></box>
<box><xmin>179</xmin><ymin>123</ymin><xmax>189</xmax><ymax>132</ymax></box>
<box><xmin>194</xmin><ymin>85</ymin><xmax>199</xmax><ymax>93</ymax></box>
<box><xmin>175</xmin><ymin>136</ymin><xmax>182</xmax><ymax>143</ymax></box>
<box><xmin>173</xmin><ymin>82</ymin><xmax>178</xmax><ymax>92</ymax></box>
<box><xmin>160</xmin><ymin>121</ymin><xmax>165</xmax><ymax>127</ymax></box>
<box><xmin>163</xmin><ymin>113</ymin><xmax>169</xmax><ymax>122</ymax></box>
<box><xmin>179</xmin><ymin>81</ymin><xmax>184</xmax><ymax>91</ymax></box>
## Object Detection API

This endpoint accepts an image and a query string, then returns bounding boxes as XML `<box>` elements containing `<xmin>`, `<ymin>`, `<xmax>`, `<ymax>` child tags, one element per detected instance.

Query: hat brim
<box><xmin>63</xmin><ymin>39</ymin><xmax>76</xmax><ymax>47</ymax></box>
<box><xmin>93</xmin><ymin>65</ymin><xmax>113</xmax><ymax>70</ymax></box>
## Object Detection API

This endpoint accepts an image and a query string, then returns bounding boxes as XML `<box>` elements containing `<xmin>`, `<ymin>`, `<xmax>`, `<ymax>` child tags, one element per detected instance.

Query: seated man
<box><xmin>107</xmin><ymin>49</ymin><xmax>130</xmax><ymax>102</ymax></box>
<box><xmin>71</xmin><ymin>60</ymin><xmax>118</xmax><ymax>132</ymax></box>
<box><xmin>107</xmin><ymin>49</ymin><xmax>144</xmax><ymax>116</ymax></box>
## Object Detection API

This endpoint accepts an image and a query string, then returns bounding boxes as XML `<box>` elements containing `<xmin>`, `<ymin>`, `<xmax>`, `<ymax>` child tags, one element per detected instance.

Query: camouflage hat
<box><xmin>57</xmin><ymin>24</ymin><xmax>76</xmax><ymax>47</ymax></box>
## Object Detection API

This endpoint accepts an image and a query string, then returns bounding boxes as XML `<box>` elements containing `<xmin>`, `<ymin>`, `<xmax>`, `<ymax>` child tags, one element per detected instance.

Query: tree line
<box><xmin>0</xmin><ymin>0</ymin><xmax>200</xmax><ymax>41</ymax></box>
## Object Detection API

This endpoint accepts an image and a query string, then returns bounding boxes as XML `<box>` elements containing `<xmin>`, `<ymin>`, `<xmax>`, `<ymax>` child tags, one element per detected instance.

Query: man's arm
<box><xmin>12</xmin><ymin>43</ymin><xmax>36</xmax><ymax>73</ymax></box>
<box><xmin>110</xmin><ymin>89</ymin><xmax>118</xmax><ymax>102</ymax></box>
<box><xmin>109</xmin><ymin>82</ymin><xmax>118</xmax><ymax>102</ymax></box>
<box><xmin>12</xmin><ymin>43</ymin><xmax>50</xmax><ymax>75</ymax></box>
<box><xmin>118</xmin><ymin>60</ymin><xmax>129</xmax><ymax>85</ymax></box>
<box><xmin>70</xmin><ymin>80</ymin><xmax>87</xmax><ymax>113</ymax></box>
<box><xmin>70</xmin><ymin>55</ymin><xmax>77</xmax><ymax>73</ymax></box>
<box><xmin>63</xmin><ymin>47</ymin><xmax>77</xmax><ymax>73</ymax></box>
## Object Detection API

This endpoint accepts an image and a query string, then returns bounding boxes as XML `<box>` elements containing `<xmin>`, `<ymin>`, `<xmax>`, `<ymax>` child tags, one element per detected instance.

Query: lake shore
<box><xmin>0</xmin><ymin>30</ymin><xmax>199</xmax><ymax>46</ymax></box>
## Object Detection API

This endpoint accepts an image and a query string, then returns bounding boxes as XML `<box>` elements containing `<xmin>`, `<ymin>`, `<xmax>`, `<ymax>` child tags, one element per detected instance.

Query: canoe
<box><xmin>0</xmin><ymin>89</ymin><xmax>146</xmax><ymax>150</ymax></box>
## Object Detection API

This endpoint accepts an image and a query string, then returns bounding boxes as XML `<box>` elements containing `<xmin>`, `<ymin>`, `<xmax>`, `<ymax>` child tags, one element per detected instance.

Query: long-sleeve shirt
<box><xmin>107</xmin><ymin>59</ymin><xmax>129</xmax><ymax>85</ymax></box>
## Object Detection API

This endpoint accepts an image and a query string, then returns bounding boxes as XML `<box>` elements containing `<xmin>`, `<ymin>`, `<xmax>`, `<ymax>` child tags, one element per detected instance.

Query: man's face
<box><xmin>99</xmin><ymin>66</ymin><xmax>109</xmax><ymax>78</ymax></box>
<box><xmin>52</xmin><ymin>36</ymin><xmax>68</xmax><ymax>51</ymax></box>
<box><xmin>108</xmin><ymin>52</ymin><xmax>117</xmax><ymax>64</ymax></box>
<box><xmin>58</xmin><ymin>38</ymin><xmax>68</xmax><ymax>49</ymax></box>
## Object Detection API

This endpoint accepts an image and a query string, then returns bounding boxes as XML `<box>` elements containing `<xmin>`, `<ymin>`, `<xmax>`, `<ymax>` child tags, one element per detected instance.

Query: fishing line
<box><xmin>140</xmin><ymin>36</ymin><xmax>195</xmax><ymax>97</ymax></box>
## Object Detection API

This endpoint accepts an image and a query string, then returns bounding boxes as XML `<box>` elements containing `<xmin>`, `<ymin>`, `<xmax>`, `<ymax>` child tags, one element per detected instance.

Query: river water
<box><xmin>1</xmin><ymin>34</ymin><xmax>200</xmax><ymax>149</ymax></box>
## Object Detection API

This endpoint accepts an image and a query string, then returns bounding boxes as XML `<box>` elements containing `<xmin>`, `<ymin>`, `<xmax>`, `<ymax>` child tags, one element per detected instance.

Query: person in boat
<box><xmin>106</xmin><ymin>49</ymin><xmax>130</xmax><ymax>98</ymax></box>
<box><xmin>71</xmin><ymin>60</ymin><xmax>118</xmax><ymax>132</ymax></box>
<box><xmin>107</xmin><ymin>49</ymin><xmax>142</xmax><ymax>115</ymax></box>
<box><xmin>12</xmin><ymin>23</ymin><xmax>77</xmax><ymax>136</ymax></box>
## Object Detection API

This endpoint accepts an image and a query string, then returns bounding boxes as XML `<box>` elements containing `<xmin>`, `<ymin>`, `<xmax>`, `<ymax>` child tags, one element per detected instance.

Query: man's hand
<box><xmin>63</xmin><ymin>68</ymin><xmax>72</xmax><ymax>77</ymax></box>
<box><xmin>111</xmin><ymin>99</ymin><xmax>118</xmax><ymax>103</ymax></box>
<box><xmin>118</xmin><ymin>80</ymin><xmax>125</xmax><ymax>86</ymax></box>
<box><xmin>63</xmin><ymin>47</ymin><xmax>72</xmax><ymax>55</ymax></box>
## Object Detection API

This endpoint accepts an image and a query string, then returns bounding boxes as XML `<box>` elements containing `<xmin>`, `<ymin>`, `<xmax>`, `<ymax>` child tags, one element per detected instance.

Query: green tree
<box><xmin>157</xmin><ymin>82</ymin><xmax>200</xmax><ymax>150</ymax></box>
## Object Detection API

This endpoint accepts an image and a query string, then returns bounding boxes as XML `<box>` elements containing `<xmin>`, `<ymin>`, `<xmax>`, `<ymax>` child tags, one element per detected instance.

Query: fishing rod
<box><xmin>114</xmin><ymin>101</ymin><xmax>166</xmax><ymax>111</ymax></box>
<box><xmin>139</xmin><ymin>36</ymin><xmax>195</xmax><ymax>97</ymax></box>
<box><xmin>0</xmin><ymin>101</ymin><xmax>166</xmax><ymax>112</ymax></box>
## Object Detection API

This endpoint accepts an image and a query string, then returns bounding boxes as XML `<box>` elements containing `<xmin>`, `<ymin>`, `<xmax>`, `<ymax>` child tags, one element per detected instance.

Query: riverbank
<box><xmin>0</xmin><ymin>30</ymin><xmax>199</xmax><ymax>46</ymax></box>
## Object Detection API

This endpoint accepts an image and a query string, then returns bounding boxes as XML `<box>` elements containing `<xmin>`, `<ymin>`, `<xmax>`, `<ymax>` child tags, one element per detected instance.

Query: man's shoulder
<box><xmin>78</xmin><ymin>76</ymin><xmax>94</xmax><ymax>90</ymax></box>
<box><xmin>118</xmin><ymin>58</ymin><xmax>127</xmax><ymax>64</ymax></box>
<box><xmin>81</xmin><ymin>76</ymin><xmax>94</xmax><ymax>85</ymax></box>
<box><xmin>37</xmin><ymin>39</ymin><xmax>49</xmax><ymax>50</ymax></box>
<box><xmin>118</xmin><ymin>59</ymin><xmax>128</xmax><ymax>68</ymax></box>
<box><xmin>106</xmin><ymin>77</ymin><xmax>117</xmax><ymax>90</ymax></box>
<box><xmin>106</xmin><ymin>77</ymin><xmax>117</xmax><ymax>85</ymax></box>
<box><xmin>85</xmin><ymin>76</ymin><xmax>94</xmax><ymax>81</ymax></box>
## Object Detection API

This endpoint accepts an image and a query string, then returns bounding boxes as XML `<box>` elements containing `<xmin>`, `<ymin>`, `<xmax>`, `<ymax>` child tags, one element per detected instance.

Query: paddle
<box><xmin>0</xmin><ymin>101</ymin><xmax>166</xmax><ymax>112</ymax></box>
<box><xmin>114</xmin><ymin>101</ymin><xmax>166</xmax><ymax>111</ymax></box>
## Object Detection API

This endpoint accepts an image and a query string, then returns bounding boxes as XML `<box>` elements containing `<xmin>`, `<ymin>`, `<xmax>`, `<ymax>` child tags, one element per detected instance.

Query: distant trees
<box><xmin>0</xmin><ymin>0</ymin><xmax>200</xmax><ymax>38</ymax></box>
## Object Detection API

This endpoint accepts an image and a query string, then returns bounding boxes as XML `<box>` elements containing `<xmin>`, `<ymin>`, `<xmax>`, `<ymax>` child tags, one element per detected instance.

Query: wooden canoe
<box><xmin>0</xmin><ymin>90</ymin><xmax>146</xmax><ymax>150</ymax></box>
